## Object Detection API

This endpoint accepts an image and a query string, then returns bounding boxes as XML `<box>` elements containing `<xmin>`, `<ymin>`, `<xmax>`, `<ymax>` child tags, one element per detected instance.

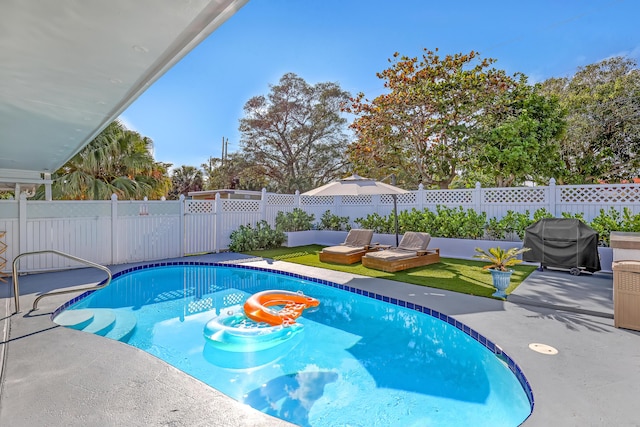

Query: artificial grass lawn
<box><xmin>245</xmin><ymin>245</ymin><xmax>537</xmax><ymax>299</ymax></box>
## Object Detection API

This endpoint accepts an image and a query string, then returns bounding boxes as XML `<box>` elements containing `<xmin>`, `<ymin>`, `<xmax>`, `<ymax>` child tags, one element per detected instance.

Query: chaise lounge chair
<box><xmin>319</xmin><ymin>229</ymin><xmax>374</xmax><ymax>265</ymax></box>
<box><xmin>361</xmin><ymin>232</ymin><xmax>440</xmax><ymax>272</ymax></box>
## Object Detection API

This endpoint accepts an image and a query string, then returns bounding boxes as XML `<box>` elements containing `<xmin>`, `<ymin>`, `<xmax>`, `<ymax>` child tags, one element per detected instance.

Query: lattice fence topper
<box><xmin>267</xmin><ymin>194</ymin><xmax>296</xmax><ymax>205</ymax></box>
<box><xmin>300</xmin><ymin>195</ymin><xmax>334</xmax><ymax>205</ymax></box>
<box><xmin>560</xmin><ymin>185</ymin><xmax>640</xmax><ymax>203</ymax></box>
<box><xmin>185</xmin><ymin>200</ymin><xmax>214</xmax><ymax>214</ymax></box>
<box><xmin>483</xmin><ymin>187</ymin><xmax>547</xmax><ymax>204</ymax></box>
<box><xmin>222</xmin><ymin>199</ymin><xmax>260</xmax><ymax>212</ymax></box>
<box><xmin>423</xmin><ymin>189</ymin><xmax>473</xmax><ymax>205</ymax></box>
<box><xmin>380</xmin><ymin>192</ymin><xmax>417</xmax><ymax>204</ymax></box>
<box><xmin>342</xmin><ymin>195</ymin><xmax>373</xmax><ymax>205</ymax></box>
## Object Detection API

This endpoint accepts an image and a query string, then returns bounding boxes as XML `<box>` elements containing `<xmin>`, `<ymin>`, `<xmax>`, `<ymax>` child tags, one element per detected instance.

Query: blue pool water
<box><xmin>55</xmin><ymin>263</ymin><xmax>532</xmax><ymax>426</ymax></box>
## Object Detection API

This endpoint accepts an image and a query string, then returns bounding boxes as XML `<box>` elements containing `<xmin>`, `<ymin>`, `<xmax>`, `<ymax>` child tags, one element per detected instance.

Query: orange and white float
<box><xmin>243</xmin><ymin>290</ymin><xmax>320</xmax><ymax>326</ymax></box>
<box><xmin>203</xmin><ymin>290</ymin><xmax>319</xmax><ymax>352</ymax></box>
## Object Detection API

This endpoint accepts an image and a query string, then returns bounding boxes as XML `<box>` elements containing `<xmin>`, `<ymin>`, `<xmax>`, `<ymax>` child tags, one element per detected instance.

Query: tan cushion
<box><xmin>363</xmin><ymin>248</ymin><xmax>416</xmax><ymax>261</ymax></box>
<box><xmin>322</xmin><ymin>245</ymin><xmax>366</xmax><ymax>255</ymax></box>
<box><xmin>343</xmin><ymin>229</ymin><xmax>374</xmax><ymax>247</ymax></box>
<box><xmin>398</xmin><ymin>232</ymin><xmax>430</xmax><ymax>252</ymax></box>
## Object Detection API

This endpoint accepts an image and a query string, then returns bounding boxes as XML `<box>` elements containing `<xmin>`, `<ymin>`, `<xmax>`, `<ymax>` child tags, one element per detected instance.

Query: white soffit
<box><xmin>0</xmin><ymin>0</ymin><xmax>248</xmax><ymax>183</ymax></box>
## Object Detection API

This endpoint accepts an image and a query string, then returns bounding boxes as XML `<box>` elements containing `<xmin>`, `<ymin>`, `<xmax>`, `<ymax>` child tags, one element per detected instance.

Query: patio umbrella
<box><xmin>302</xmin><ymin>174</ymin><xmax>408</xmax><ymax>245</ymax></box>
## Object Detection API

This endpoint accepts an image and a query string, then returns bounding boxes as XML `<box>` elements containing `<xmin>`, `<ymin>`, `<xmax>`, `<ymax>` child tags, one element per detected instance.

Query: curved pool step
<box><xmin>53</xmin><ymin>309</ymin><xmax>95</xmax><ymax>331</ymax></box>
<box><xmin>78</xmin><ymin>309</ymin><xmax>117</xmax><ymax>336</ymax></box>
<box><xmin>54</xmin><ymin>308</ymin><xmax>137</xmax><ymax>341</ymax></box>
<box><xmin>104</xmin><ymin>309</ymin><xmax>138</xmax><ymax>342</ymax></box>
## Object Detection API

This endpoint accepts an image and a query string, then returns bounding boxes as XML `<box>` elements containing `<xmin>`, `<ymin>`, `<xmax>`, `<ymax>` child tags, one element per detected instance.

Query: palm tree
<box><xmin>169</xmin><ymin>165</ymin><xmax>204</xmax><ymax>199</ymax></box>
<box><xmin>36</xmin><ymin>121</ymin><xmax>171</xmax><ymax>200</ymax></box>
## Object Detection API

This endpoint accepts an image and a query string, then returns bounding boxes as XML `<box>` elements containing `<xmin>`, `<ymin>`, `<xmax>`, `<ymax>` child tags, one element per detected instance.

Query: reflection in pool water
<box><xmin>56</xmin><ymin>263</ymin><xmax>533</xmax><ymax>427</ymax></box>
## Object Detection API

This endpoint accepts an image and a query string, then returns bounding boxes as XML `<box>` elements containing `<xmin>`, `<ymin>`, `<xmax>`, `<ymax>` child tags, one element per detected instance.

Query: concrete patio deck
<box><xmin>1</xmin><ymin>253</ymin><xmax>639</xmax><ymax>426</ymax></box>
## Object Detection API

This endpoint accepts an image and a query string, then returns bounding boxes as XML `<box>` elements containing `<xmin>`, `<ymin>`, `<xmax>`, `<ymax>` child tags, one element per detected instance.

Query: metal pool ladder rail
<box><xmin>11</xmin><ymin>250</ymin><xmax>112</xmax><ymax>313</ymax></box>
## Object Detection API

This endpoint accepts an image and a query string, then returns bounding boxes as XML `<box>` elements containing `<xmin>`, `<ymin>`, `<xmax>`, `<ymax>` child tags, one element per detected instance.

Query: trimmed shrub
<box><xmin>354</xmin><ymin>212</ymin><xmax>395</xmax><ymax>234</ymax></box>
<box><xmin>275</xmin><ymin>208</ymin><xmax>315</xmax><ymax>232</ymax></box>
<box><xmin>317</xmin><ymin>210</ymin><xmax>350</xmax><ymax>231</ymax></box>
<box><xmin>229</xmin><ymin>221</ymin><xmax>285</xmax><ymax>252</ymax></box>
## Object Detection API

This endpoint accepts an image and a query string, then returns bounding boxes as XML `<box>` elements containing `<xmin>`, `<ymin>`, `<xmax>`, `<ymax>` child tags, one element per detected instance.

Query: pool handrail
<box><xmin>11</xmin><ymin>250</ymin><xmax>112</xmax><ymax>313</ymax></box>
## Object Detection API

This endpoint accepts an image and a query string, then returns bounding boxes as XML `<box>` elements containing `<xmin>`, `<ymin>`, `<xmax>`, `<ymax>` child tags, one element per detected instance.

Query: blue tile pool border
<box><xmin>52</xmin><ymin>260</ymin><xmax>535</xmax><ymax>415</ymax></box>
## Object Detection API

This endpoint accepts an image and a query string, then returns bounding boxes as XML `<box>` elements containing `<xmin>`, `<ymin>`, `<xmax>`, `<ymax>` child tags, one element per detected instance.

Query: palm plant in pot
<box><xmin>473</xmin><ymin>246</ymin><xmax>531</xmax><ymax>298</ymax></box>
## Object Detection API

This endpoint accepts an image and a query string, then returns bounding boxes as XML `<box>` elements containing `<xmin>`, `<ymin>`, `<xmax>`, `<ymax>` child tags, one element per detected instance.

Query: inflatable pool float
<box><xmin>203</xmin><ymin>311</ymin><xmax>304</xmax><ymax>352</ymax></box>
<box><xmin>243</xmin><ymin>290</ymin><xmax>319</xmax><ymax>326</ymax></box>
<box><xmin>203</xmin><ymin>290</ymin><xmax>319</xmax><ymax>352</ymax></box>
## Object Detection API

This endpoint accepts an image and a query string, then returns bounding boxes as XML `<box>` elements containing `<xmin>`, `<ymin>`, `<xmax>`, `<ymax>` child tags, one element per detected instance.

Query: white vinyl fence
<box><xmin>1</xmin><ymin>179</ymin><xmax>639</xmax><ymax>274</ymax></box>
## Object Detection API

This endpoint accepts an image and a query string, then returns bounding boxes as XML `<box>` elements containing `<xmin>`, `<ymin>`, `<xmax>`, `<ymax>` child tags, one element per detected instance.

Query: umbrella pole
<box><xmin>393</xmin><ymin>195</ymin><xmax>399</xmax><ymax>246</ymax></box>
<box><xmin>391</xmin><ymin>174</ymin><xmax>399</xmax><ymax>246</ymax></box>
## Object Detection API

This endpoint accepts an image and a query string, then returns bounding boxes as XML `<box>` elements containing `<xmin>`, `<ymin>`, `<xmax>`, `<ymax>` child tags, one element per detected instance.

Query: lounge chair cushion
<box><xmin>343</xmin><ymin>229</ymin><xmax>374</xmax><ymax>247</ymax></box>
<box><xmin>321</xmin><ymin>229</ymin><xmax>374</xmax><ymax>255</ymax></box>
<box><xmin>364</xmin><ymin>248</ymin><xmax>416</xmax><ymax>261</ymax></box>
<box><xmin>398</xmin><ymin>232</ymin><xmax>431</xmax><ymax>252</ymax></box>
<box><xmin>322</xmin><ymin>245</ymin><xmax>367</xmax><ymax>255</ymax></box>
<box><xmin>363</xmin><ymin>232</ymin><xmax>432</xmax><ymax>261</ymax></box>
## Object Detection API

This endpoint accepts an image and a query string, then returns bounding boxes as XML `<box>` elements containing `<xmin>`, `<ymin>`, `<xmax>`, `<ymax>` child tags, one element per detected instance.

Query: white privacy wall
<box><xmin>0</xmin><ymin>180</ymin><xmax>639</xmax><ymax>273</ymax></box>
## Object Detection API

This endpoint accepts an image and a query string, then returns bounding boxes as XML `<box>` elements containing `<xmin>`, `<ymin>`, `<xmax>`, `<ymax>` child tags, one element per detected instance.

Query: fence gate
<box><xmin>183</xmin><ymin>199</ymin><xmax>217</xmax><ymax>255</ymax></box>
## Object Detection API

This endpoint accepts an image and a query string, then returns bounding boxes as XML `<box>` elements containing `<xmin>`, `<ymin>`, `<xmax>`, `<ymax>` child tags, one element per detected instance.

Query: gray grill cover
<box><xmin>522</xmin><ymin>218</ymin><xmax>601</xmax><ymax>272</ymax></box>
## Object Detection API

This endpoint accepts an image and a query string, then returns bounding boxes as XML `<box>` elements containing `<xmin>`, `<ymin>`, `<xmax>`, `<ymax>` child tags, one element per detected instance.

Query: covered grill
<box><xmin>522</xmin><ymin>218</ymin><xmax>601</xmax><ymax>275</ymax></box>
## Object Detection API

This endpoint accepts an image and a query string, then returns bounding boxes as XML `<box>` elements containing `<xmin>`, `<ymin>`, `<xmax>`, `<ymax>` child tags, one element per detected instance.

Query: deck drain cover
<box><xmin>529</xmin><ymin>343</ymin><xmax>558</xmax><ymax>355</ymax></box>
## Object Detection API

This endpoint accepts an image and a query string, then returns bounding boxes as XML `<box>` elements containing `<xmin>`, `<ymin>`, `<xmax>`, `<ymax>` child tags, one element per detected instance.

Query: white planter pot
<box><xmin>430</xmin><ymin>237</ymin><xmax>524</xmax><ymax>261</ymax></box>
<box><xmin>372</xmin><ymin>233</ymin><xmax>399</xmax><ymax>246</ymax></box>
<box><xmin>430</xmin><ymin>237</ymin><xmax>614</xmax><ymax>273</ymax></box>
<box><xmin>314</xmin><ymin>230</ymin><xmax>349</xmax><ymax>246</ymax></box>
<box><xmin>283</xmin><ymin>230</ymin><xmax>316</xmax><ymax>247</ymax></box>
<box><xmin>284</xmin><ymin>230</ymin><xmax>351</xmax><ymax>247</ymax></box>
<box><xmin>306</xmin><ymin>231</ymin><xmax>614</xmax><ymax>272</ymax></box>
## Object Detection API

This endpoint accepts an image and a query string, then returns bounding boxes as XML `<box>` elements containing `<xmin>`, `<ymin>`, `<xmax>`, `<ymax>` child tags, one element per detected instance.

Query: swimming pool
<box><xmin>53</xmin><ymin>262</ymin><xmax>533</xmax><ymax>426</ymax></box>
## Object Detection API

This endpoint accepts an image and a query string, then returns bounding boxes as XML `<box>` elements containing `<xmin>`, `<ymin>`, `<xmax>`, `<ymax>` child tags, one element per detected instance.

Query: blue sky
<box><xmin>120</xmin><ymin>0</ymin><xmax>640</xmax><ymax>170</ymax></box>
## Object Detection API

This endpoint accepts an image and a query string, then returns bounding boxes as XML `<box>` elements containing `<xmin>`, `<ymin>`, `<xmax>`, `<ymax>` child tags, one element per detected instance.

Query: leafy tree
<box><xmin>238</xmin><ymin>73</ymin><xmax>351</xmax><ymax>193</ymax></box>
<box><xmin>36</xmin><ymin>120</ymin><xmax>170</xmax><ymax>200</ymax></box>
<box><xmin>467</xmin><ymin>77</ymin><xmax>566</xmax><ymax>186</ymax></box>
<box><xmin>344</xmin><ymin>49</ymin><xmax>516</xmax><ymax>189</ymax></box>
<box><xmin>202</xmin><ymin>153</ymin><xmax>270</xmax><ymax>191</ymax></box>
<box><xmin>540</xmin><ymin>56</ymin><xmax>640</xmax><ymax>183</ymax></box>
<box><xmin>169</xmin><ymin>165</ymin><xmax>203</xmax><ymax>199</ymax></box>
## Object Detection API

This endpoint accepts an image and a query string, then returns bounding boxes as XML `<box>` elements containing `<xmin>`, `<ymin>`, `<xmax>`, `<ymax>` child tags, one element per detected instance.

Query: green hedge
<box><xmin>229</xmin><ymin>221</ymin><xmax>285</xmax><ymax>252</ymax></box>
<box><xmin>356</xmin><ymin>205</ymin><xmax>640</xmax><ymax>246</ymax></box>
<box><xmin>317</xmin><ymin>210</ymin><xmax>351</xmax><ymax>231</ymax></box>
<box><xmin>230</xmin><ymin>206</ymin><xmax>640</xmax><ymax>251</ymax></box>
<box><xmin>275</xmin><ymin>208</ymin><xmax>315</xmax><ymax>232</ymax></box>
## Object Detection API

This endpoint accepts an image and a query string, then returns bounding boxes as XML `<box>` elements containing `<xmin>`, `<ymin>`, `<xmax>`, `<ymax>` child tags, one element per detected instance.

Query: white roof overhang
<box><xmin>0</xmin><ymin>0</ymin><xmax>248</xmax><ymax>191</ymax></box>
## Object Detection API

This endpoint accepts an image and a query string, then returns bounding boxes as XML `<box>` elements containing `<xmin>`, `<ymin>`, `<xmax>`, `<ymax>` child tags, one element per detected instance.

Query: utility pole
<box><xmin>221</xmin><ymin>137</ymin><xmax>228</xmax><ymax>167</ymax></box>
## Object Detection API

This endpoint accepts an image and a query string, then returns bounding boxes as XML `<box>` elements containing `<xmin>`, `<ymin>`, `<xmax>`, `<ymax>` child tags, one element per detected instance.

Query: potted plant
<box><xmin>473</xmin><ymin>246</ymin><xmax>531</xmax><ymax>298</ymax></box>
